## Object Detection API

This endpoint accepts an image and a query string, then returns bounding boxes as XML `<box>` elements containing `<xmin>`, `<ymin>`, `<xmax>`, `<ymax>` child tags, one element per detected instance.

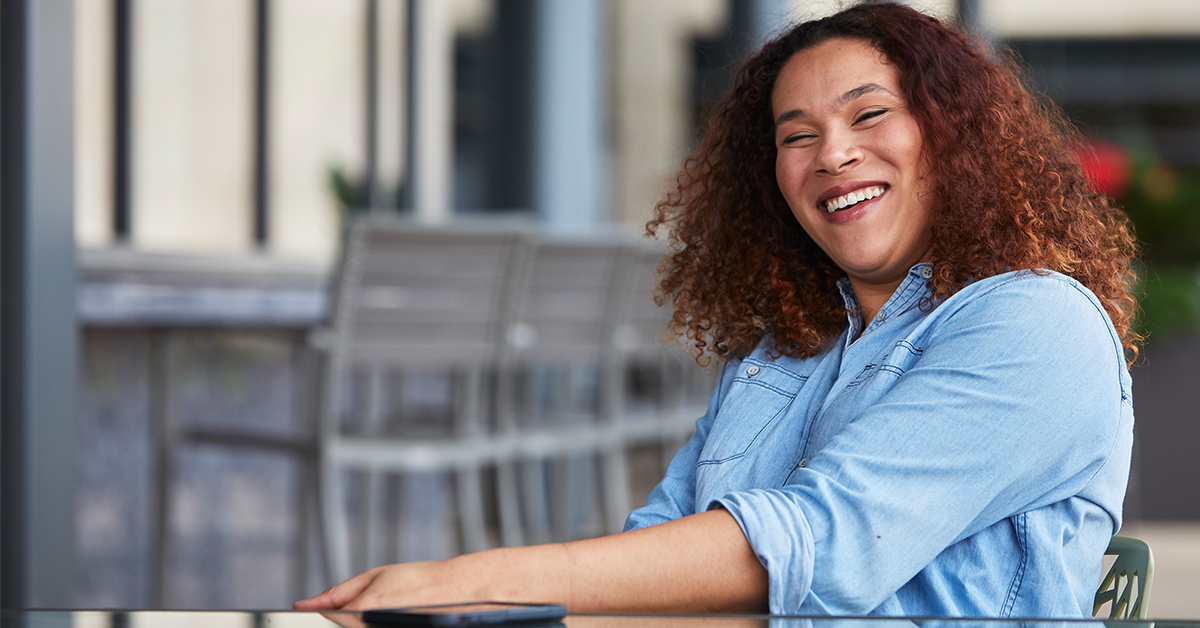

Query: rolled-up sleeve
<box><xmin>712</xmin><ymin>274</ymin><xmax>1129</xmax><ymax>614</ymax></box>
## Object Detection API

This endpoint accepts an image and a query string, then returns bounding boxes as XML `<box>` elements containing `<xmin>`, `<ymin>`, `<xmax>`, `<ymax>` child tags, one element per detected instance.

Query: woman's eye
<box><xmin>782</xmin><ymin>133</ymin><xmax>815</xmax><ymax>145</ymax></box>
<box><xmin>854</xmin><ymin>109</ymin><xmax>887</xmax><ymax>124</ymax></box>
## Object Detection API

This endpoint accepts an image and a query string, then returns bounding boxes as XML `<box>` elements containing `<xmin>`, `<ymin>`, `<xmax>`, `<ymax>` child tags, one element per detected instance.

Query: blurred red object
<box><xmin>1073</xmin><ymin>137</ymin><xmax>1131</xmax><ymax>197</ymax></box>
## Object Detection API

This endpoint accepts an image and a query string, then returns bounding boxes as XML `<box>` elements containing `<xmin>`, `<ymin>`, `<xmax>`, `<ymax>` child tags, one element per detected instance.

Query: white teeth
<box><xmin>823</xmin><ymin>186</ymin><xmax>884</xmax><ymax>213</ymax></box>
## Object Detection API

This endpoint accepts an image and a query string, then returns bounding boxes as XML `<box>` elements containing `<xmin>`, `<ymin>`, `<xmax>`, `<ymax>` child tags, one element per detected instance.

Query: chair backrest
<box><xmin>609</xmin><ymin>242</ymin><xmax>675</xmax><ymax>359</ymax></box>
<box><xmin>506</xmin><ymin>235</ymin><xmax>631</xmax><ymax>363</ymax></box>
<box><xmin>331</xmin><ymin>217</ymin><xmax>531</xmax><ymax>369</ymax></box>
<box><xmin>1094</xmin><ymin>534</ymin><xmax>1155</xmax><ymax>619</ymax></box>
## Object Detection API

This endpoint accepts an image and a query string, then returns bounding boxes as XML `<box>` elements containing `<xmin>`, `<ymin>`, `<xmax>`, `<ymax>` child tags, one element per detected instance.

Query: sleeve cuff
<box><xmin>711</xmin><ymin>490</ymin><xmax>815</xmax><ymax>614</ymax></box>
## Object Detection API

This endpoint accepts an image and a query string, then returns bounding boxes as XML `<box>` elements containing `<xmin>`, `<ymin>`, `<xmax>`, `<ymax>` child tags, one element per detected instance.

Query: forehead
<box><xmin>771</xmin><ymin>38</ymin><xmax>901</xmax><ymax>115</ymax></box>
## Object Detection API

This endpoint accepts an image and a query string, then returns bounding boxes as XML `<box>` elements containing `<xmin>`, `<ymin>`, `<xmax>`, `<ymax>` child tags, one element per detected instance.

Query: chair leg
<box><xmin>384</xmin><ymin>474</ymin><xmax>401</xmax><ymax>564</ymax></box>
<box><xmin>452</xmin><ymin>368</ymin><xmax>490</xmax><ymax>553</ymax></box>
<box><xmin>456</xmin><ymin>467</ymin><xmax>489</xmax><ymax>553</ymax></box>
<box><xmin>297</xmin><ymin>451</ymin><xmax>326</xmax><ymax>598</ymax></box>
<box><xmin>661</xmin><ymin>357</ymin><xmax>684</xmax><ymax>470</ymax></box>
<box><xmin>600</xmin><ymin>445</ymin><xmax>631</xmax><ymax>535</ymax></box>
<box><xmin>495</xmin><ymin>462</ymin><xmax>524</xmax><ymax>547</ymax></box>
<box><xmin>291</xmin><ymin>338</ymin><xmax>318</xmax><ymax>601</ymax></box>
<box><xmin>362</xmin><ymin>471</ymin><xmax>386</xmax><ymax>570</ymax></box>
<box><xmin>551</xmin><ymin>457</ymin><xmax>573</xmax><ymax>542</ymax></box>
<box><xmin>149</xmin><ymin>331</ymin><xmax>174</xmax><ymax>609</ymax></box>
<box><xmin>293</xmin><ymin>452</ymin><xmax>312</xmax><ymax>601</ymax></box>
<box><xmin>492</xmin><ymin>362</ymin><xmax>524</xmax><ymax>549</ymax></box>
<box><xmin>516</xmin><ymin>370</ymin><xmax>551</xmax><ymax>545</ymax></box>
<box><xmin>598</xmin><ymin>355</ymin><xmax>630</xmax><ymax>536</ymax></box>
<box><xmin>521</xmin><ymin>459</ymin><xmax>551</xmax><ymax>545</ymax></box>
<box><xmin>363</xmin><ymin>368</ymin><xmax>387</xmax><ymax>569</ymax></box>
<box><xmin>321</xmin><ymin>452</ymin><xmax>354</xmax><ymax>585</ymax></box>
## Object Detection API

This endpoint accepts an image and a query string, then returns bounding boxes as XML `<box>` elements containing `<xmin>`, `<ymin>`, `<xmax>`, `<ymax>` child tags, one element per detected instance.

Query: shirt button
<box><xmin>877</xmin><ymin>309</ymin><xmax>887</xmax><ymax>321</ymax></box>
<box><xmin>799</xmin><ymin>458</ymin><xmax>807</xmax><ymax>468</ymax></box>
<box><xmin>746</xmin><ymin>365</ymin><xmax>760</xmax><ymax>376</ymax></box>
<box><xmin>920</xmin><ymin>266</ymin><xmax>933</xmax><ymax>279</ymax></box>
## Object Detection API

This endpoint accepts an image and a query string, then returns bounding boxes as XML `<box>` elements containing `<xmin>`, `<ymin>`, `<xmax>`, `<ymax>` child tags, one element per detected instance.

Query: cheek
<box><xmin>894</xmin><ymin>121</ymin><xmax>926</xmax><ymax>171</ymax></box>
<box><xmin>774</xmin><ymin>153</ymin><xmax>788</xmax><ymax>190</ymax></box>
<box><xmin>775</xmin><ymin>154</ymin><xmax>806</xmax><ymax>204</ymax></box>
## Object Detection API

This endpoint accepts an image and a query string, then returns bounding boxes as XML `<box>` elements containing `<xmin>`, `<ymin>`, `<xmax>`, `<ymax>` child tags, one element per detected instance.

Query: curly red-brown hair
<box><xmin>649</xmin><ymin>2</ymin><xmax>1141</xmax><ymax>364</ymax></box>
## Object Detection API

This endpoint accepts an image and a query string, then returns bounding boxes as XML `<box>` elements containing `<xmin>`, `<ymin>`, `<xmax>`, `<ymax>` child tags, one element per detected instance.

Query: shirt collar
<box><xmin>836</xmin><ymin>263</ymin><xmax>934</xmax><ymax>332</ymax></box>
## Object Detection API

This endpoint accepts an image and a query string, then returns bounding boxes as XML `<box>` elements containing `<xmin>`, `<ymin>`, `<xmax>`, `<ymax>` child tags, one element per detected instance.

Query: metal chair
<box><xmin>607</xmin><ymin>243</ymin><xmax>708</xmax><ymax>472</ymax></box>
<box><xmin>315</xmin><ymin>216</ymin><xmax>532</xmax><ymax>584</ymax></box>
<box><xmin>1094</xmin><ymin>534</ymin><xmax>1155</xmax><ymax>619</ymax></box>
<box><xmin>500</xmin><ymin>234</ymin><xmax>634</xmax><ymax>544</ymax></box>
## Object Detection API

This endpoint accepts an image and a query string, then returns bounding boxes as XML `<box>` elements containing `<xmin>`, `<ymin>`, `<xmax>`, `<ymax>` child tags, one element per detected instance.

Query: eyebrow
<box><xmin>773</xmin><ymin>82</ymin><xmax>897</xmax><ymax>130</ymax></box>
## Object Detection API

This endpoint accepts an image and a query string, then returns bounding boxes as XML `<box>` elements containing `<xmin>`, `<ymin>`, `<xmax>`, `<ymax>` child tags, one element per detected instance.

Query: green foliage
<box><xmin>1122</xmin><ymin>158</ymin><xmax>1200</xmax><ymax>265</ymax></box>
<box><xmin>328</xmin><ymin>168</ymin><xmax>370</xmax><ymax>214</ymax></box>
<box><xmin>1136</xmin><ymin>264</ymin><xmax>1200</xmax><ymax>340</ymax></box>
<box><xmin>327</xmin><ymin>166</ymin><xmax>409</xmax><ymax>231</ymax></box>
<box><xmin>1119</xmin><ymin>156</ymin><xmax>1200</xmax><ymax>341</ymax></box>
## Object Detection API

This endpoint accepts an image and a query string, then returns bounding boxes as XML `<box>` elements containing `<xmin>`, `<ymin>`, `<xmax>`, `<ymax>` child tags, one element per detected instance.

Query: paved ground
<box><xmin>1120</xmin><ymin>522</ymin><xmax>1200</xmax><ymax>618</ymax></box>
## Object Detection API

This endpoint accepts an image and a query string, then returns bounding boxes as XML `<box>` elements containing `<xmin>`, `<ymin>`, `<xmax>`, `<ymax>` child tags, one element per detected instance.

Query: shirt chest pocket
<box><xmin>698</xmin><ymin>364</ymin><xmax>804</xmax><ymax>465</ymax></box>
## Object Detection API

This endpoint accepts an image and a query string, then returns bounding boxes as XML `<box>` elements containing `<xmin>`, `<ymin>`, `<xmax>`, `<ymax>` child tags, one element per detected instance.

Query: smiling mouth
<box><xmin>822</xmin><ymin>185</ymin><xmax>886</xmax><ymax>213</ymax></box>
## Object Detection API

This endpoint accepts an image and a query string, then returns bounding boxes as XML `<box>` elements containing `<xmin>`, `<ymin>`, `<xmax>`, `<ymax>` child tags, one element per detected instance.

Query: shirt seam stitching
<box><xmin>1001</xmin><ymin>512</ymin><xmax>1028</xmax><ymax>617</ymax></box>
<box><xmin>731</xmin><ymin>378</ymin><xmax>805</xmax><ymax>396</ymax></box>
<box><xmin>744</xmin><ymin>358</ymin><xmax>808</xmax><ymax>382</ymax></box>
<box><xmin>697</xmin><ymin>395</ymin><xmax>797</xmax><ymax>465</ymax></box>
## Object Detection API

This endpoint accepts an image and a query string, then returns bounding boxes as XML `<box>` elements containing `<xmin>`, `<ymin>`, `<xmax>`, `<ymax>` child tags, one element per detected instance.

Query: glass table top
<box><xmin>1</xmin><ymin>611</ymin><xmax>1195</xmax><ymax>628</ymax></box>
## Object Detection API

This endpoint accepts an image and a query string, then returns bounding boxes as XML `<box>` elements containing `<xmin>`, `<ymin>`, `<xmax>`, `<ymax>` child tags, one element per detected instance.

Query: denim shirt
<box><xmin>624</xmin><ymin>265</ymin><xmax>1133</xmax><ymax>617</ymax></box>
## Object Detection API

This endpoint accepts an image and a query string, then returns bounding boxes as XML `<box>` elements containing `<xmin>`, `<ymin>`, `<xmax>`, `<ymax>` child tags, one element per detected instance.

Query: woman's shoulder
<box><xmin>929</xmin><ymin>268</ymin><xmax>1129</xmax><ymax>381</ymax></box>
<box><xmin>940</xmin><ymin>269</ymin><xmax>1116</xmax><ymax>332</ymax></box>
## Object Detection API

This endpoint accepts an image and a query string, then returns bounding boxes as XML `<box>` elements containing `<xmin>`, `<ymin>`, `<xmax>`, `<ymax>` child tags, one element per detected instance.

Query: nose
<box><xmin>815</xmin><ymin>129</ymin><xmax>863</xmax><ymax>175</ymax></box>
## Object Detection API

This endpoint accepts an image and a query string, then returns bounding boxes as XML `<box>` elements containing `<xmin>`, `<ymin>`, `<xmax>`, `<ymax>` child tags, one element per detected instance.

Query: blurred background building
<box><xmin>3</xmin><ymin>0</ymin><xmax>1200</xmax><ymax>616</ymax></box>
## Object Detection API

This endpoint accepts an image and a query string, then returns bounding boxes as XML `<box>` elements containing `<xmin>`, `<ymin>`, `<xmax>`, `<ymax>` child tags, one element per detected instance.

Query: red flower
<box><xmin>1072</xmin><ymin>138</ymin><xmax>1131</xmax><ymax>198</ymax></box>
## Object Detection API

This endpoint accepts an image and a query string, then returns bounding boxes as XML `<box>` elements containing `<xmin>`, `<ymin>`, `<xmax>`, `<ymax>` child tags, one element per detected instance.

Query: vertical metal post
<box><xmin>0</xmin><ymin>0</ymin><xmax>79</xmax><ymax>608</ymax></box>
<box><xmin>410</xmin><ymin>0</ymin><xmax>452</xmax><ymax>224</ymax></box>
<box><xmin>481</xmin><ymin>0</ymin><xmax>534</xmax><ymax>211</ymax></box>
<box><xmin>113</xmin><ymin>0</ymin><xmax>132</xmax><ymax>241</ymax></box>
<box><xmin>402</xmin><ymin>0</ymin><xmax>417</xmax><ymax>213</ymax></box>
<box><xmin>253</xmin><ymin>0</ymin><xmax>270</xmax><ymax>246</ymax></box>
<box><xmin>147</xmin><ymin>332</ymin><xmax>174</xmax><ymax>608</ymax></box>
<box><xmin>534</xmin><ymin>0</ymin><xmax>607</xmax><ymax>232</ymax></box>
<box><xmin>365</xmin><ymin>0</ymin><xmax>380</xmax><ymax>211</ymax></box>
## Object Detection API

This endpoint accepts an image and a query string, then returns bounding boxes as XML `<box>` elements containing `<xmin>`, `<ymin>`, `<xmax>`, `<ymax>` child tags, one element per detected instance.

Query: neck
<box><xmin>848</xmin><ymin>275</ymin><xmax>906</xmax><ymax>328</ymax></box>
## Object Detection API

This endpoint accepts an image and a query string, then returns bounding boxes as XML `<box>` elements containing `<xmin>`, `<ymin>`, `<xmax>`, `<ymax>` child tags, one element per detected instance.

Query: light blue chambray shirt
<box><xmin>624</xmin><ymin>264</ymin><xmax>1133</xmax><ymax>617</ymax></box>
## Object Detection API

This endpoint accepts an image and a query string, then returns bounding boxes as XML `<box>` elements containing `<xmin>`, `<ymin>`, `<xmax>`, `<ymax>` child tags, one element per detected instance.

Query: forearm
<box><xmin>473</xmin><ymin>509</ymin><xmax>767</xmax><ymax>613</ymax></box>
<box><xmin>298</xmin><ymin>509</ymin><xmax>768</xmax><ymax>613</ymax></box>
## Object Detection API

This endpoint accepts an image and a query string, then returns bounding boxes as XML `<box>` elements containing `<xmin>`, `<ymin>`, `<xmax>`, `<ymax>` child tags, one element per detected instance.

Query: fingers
<box><xmin>294</xmin><ymin>569</ymin><xmax>379</xmax><ymax>610</ymax></box>
<box><xmin>294</xmin><ymin>559</ymin><xmax>472</xmax><ymax>612</ymax></box>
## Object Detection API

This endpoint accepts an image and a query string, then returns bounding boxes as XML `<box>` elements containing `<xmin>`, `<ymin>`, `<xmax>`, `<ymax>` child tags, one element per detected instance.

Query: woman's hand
<box><xmin>293</xmin><ymin>561</ymin><xmax>461</xmax><ymax>611</ymax></box>
<box><xmin>293</xmin><ymin>545</ymin><xmax>571</xmax><ymax>611</ymax></box>
<box><xmin>294</xmin><ymin>510</ymin><xmax>767</xmax><ymax>613</ymax></box>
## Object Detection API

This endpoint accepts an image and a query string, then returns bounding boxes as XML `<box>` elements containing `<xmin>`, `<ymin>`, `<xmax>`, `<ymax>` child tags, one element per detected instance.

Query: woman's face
<box><xmin>772</xmin><ymin>37</ymin><xmax>934</xmax><ymax>291</ymax></box>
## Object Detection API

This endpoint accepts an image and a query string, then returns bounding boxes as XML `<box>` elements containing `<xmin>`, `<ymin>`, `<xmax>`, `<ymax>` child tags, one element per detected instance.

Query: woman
<box><xmin>296</xmin><ymin>2</ymin><xmax>1138</xmax><ymax>617</ymax></box>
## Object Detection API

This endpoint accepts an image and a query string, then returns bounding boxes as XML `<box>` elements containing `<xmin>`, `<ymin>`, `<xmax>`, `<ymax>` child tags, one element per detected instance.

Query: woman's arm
<box><xmin>294</xmin><ymin>509</ymin><xmax>767</xmax><ymax>613</ymax></box>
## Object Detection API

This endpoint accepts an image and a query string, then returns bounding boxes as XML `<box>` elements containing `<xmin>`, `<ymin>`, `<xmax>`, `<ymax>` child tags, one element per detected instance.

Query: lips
<box><xmin>817</xmin><ymin>182</ymin><xmax>889</xmax><ymax>213</ymax></box>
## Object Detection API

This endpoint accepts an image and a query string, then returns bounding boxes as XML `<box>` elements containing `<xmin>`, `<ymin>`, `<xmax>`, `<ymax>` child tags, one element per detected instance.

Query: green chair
<box><xmin>1093</xmin><ymin>534</ymin><xmax>1155</xmax><ymax>619</ymax></box>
